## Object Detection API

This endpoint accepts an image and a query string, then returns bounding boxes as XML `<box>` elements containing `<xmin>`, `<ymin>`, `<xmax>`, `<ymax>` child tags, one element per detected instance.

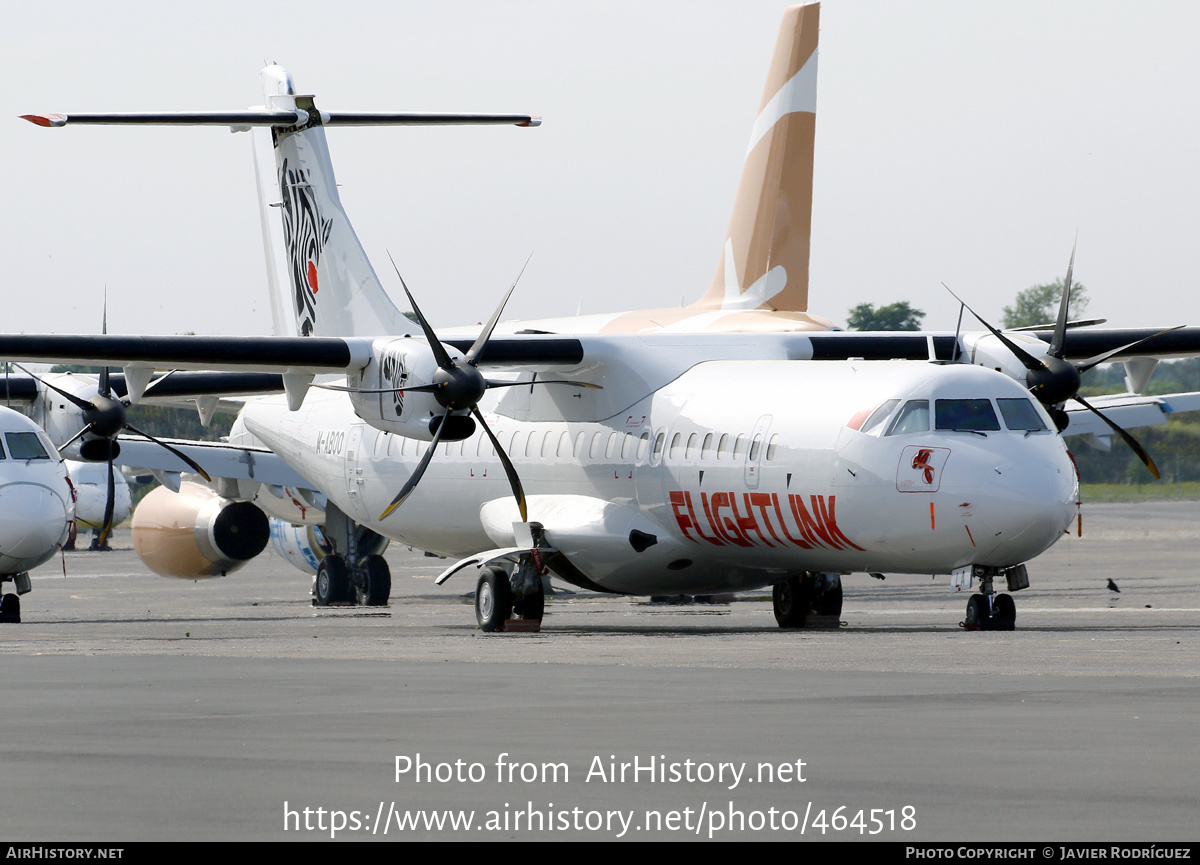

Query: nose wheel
<box><xmin>962</xmin><ymin>592</ymin><xmax>1016</xmax><ymax>631</ymax></box>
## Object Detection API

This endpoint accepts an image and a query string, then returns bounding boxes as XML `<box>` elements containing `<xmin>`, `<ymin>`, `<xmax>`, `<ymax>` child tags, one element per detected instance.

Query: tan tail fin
<box><xmin>693</xmin><ymin>3</ymin><xmax>818</xmax><ymax>314</ymax></box>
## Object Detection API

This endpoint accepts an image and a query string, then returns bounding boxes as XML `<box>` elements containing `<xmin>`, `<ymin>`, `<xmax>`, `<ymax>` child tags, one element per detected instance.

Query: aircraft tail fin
<box><xmin>256</xmin><ymin>66</ymin><xmax>409</xmax><ymax>338</ymax></box>
<box><xmin>692</xmin><ymin>3</ymin><xmax>819</xmax><ymax>314</ymax></box>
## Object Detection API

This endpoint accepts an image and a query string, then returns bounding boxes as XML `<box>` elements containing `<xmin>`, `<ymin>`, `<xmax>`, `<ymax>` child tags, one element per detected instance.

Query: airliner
<box><xmin>10</xmin><ymin>3</ymin><xmax>1200</xmax><ymax>632</ymax></box>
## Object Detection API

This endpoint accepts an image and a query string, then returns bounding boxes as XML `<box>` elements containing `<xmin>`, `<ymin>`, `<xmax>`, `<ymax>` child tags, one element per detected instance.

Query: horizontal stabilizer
<box><xmin>22</xmin><ymin>111</ymin><xmax>540</xmax><ymax>129</ymax></box>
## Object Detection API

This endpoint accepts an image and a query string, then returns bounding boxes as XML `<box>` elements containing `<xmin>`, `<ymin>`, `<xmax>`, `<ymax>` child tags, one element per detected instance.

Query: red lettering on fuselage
<box><xmin>670</xmin><ymin>490</ymin><xmax>862</xmax><ymax>552</ymax></box>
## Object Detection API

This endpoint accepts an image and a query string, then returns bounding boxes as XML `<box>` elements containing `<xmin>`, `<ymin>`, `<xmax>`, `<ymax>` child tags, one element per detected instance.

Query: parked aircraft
<box><xmin>11</xmin><ymin>4</ymin><xmax>1200</xmax><ymax>632</ymax></box>
<box><xmin>0</xmin><ymin>407</ymin><xmax>74</xmax><ymax>622</ymax></box>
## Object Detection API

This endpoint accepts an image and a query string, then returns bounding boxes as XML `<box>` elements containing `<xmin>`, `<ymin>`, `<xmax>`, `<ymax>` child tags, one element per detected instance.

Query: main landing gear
<box><xmin>0</xmin><ymin>573</ymin><xmax>29</xmax><ymax>623</ymax></box>
<box><xmin>958</xmin><ymin>564</ymin><xmax>1027</xmax><ymax>631</ymax></box>
<box><xmin>311</xmin><ymin>504</ymin><xmax>392</xmax><ymax>608</ymax></box>
<box><xmin>773</xmin><ymin>572</ymin><xmax>842</xmax><ymax>628</ymax></box>
<box><xmin>475</xmin><ymin>557</ymin><xmax>547</xmax><ymax>632</ymax></box>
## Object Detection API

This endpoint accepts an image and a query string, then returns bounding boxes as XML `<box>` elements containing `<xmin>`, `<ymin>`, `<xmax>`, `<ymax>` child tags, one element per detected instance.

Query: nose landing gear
<box><xmin>963</xmin><ymin>592</ymin><xmax>1016</xmax><ymax>631</ymax></box>
<box><xmin>958</xmin><ymin>565</ymin><xmax>1025</xmax><ymax>631</ymax></box>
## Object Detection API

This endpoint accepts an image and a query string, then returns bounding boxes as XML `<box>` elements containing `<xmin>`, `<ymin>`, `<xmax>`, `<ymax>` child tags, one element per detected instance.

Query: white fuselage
<box><xmin>0</xmin><ymin>408</ymin><xmax>74</xmax><ymax>575</ymax></box>
<box><xmin>232</xmin><ymin>360</ymin><xmax>1078</xmax><ymax>595</ymax></box>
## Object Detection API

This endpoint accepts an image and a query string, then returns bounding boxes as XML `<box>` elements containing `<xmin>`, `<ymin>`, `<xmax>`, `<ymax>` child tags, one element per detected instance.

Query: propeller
<box><xmin>377</xmin><ymin>254</ymin><xmax>600</xmax><ymax>522</ymax></box>
<box><xmin>945</xmin><ymin>242</ymin><xmax>1181</xmax><ymax>479</ymax></box>
<box><xmin>17</xmin><ymin>303</ymin><xmax>213</xmax><ymax>547</ymax></box>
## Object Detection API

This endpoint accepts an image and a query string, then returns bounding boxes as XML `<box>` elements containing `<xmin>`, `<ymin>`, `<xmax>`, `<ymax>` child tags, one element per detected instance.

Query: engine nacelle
<box><xmin>346</xmin><ymin>337</ymin><xmax>475</xmax><ymax>441</ymax></box>
<box><xmin>131</xmin><ymin>483</ymin><xmax>269</xmax><ymax>579</ymax></box>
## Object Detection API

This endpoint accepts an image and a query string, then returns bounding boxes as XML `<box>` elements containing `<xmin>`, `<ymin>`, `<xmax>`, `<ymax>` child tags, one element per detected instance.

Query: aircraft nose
<box><xmin>979</xmin><ymin>455</ymin><xmax>1076</xmax><ymax>559</ymax></box>
<box><xmin>0</xmin><ymin>483</ymin><xmax>69</xmax><ymax>559</ymax></box>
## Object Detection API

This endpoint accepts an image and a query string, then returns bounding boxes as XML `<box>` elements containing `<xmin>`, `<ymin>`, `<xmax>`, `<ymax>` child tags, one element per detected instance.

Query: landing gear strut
<box><xmin>311</xmin><ymin>503</ymin><xmax>391</xmax><ymax>607</ymax></box>
<box><xmin>475</xmin><ymin>554</ymin><xmax>548</xmax><ymax>632</ymax></box>
<box><xmin>959</xmin><ymin>566</ymin><xmax>1025</xmax><ymax>631</ymax></box>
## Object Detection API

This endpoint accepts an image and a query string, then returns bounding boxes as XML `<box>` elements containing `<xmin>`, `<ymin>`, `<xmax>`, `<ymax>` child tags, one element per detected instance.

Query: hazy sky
<box><xmin>3</xmin><ymin>0</ymin><xmax>1197</xmax><ymax>337</ymax></box>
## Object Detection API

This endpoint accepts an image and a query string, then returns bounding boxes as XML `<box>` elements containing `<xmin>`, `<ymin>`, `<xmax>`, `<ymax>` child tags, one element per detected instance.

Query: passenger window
<box><xmin>388</xmin><ymin>434</ymin><xmax>401</xmax><ymax>457</ymax></box>
<box><xmin>733</xmin><ymin>434</ymin><xmax>747</xmax><ymax>459</ymax></box>
<box><xmin>541</xmin><ymin>431</ymin><xmax>554</xmax><ymax>458</ymax></box>
<box><xmin>860</xmin><ymin>399</ymin><xmax>901</xmax><ymax>436</ymax></box>
<box><xmin>886</xmin><ymin>400</ymin><xmax>930</xmax><ymax>436</ymax></box>
<box><xmin>621</xmin><ymin>433</ymin><xmax>634</xmax><ymax>460</ymax></box>
<box><xmin>701</xmin><ymin>433</ymin><xmax>714</xmax><ymax>459</ymax></box>
<box><xmin>589</xmin><ymin>432</ymin><xmax>605</xmax><ymax>459</ymax></box>
<box><xmin>508</xmin><ymin>431</ymin><xmax>521</xmax><ymax>456</ymax></box>
<box><xmin>605</xmin><ymin>432</ymin><xmax>619</xmax><ymax>459</ymax></box>
<box><xmin>717</xmin><ymin>434</ymin><xmax>730</xmax><ymax>459</ymax></box>
<box><xmin>749</xmin><ymin>434</ymin><xmax>762</xmax><ymax>461</ymax></box>
<box><xmin>766</xmin><ymin>434</ymin><xmax>779</xmax><ymax>461</ymax></box>
<box><xmin>668</xmin><ymin>433</ymin><xmax>682</xmax><ymax>459</ymax></box>
<box><xmin>652</xmin><ymin>432</ymin><xmax>666</xmax><ymax>460</ymax></box>
<box><xmin>997</xmin><ymin>398</ymin><xmax>1048</xmax><ymax>431</ymax></box>
<box><xmin>573</xmin><ymin>431</ymin><xmax>586</xmax><ymax>458</ymax></box>
<box><xmin>936</xmin><ymin>399</ymin><xmax>1000</xmax><ymax>432</ymax></box>
<box><xmin>685</xmin><ymin>433</ymin><xmax>698</xmax><ymax>459</ymax></box>
<box><xmin>636</xmin><ymin>431</ymin><xmax>650</xmax><ymax>460</ymax></box>
<box><xmin>557</xmin><ymin>431</ymin><xmax>570</xmax><ymax>457</ymax></box>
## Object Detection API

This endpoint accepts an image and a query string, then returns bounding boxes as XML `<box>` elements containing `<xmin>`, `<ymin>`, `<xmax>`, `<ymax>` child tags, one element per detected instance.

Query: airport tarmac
<box><xmin>1</xmin><ymin>500</ymin><xmax>1198</xmax><ymax>842</ymax></box>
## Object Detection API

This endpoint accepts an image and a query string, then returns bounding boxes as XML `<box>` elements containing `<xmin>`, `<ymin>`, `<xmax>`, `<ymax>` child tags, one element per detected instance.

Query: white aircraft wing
<box><xmin>114</xmin><ymin>436</ymin><xmax>314</xmax><ymax>489</ymax></box>
<box><xmin>1063</xmin><ymin>391</ymin><xmax>1200</xmax><ymax>441</ymax></box>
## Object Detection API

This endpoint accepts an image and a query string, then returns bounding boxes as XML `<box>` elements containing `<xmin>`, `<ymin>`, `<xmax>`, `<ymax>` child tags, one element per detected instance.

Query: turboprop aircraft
<box><xmin>11</xmin><ymin>3</ymin><xmax>1200</xmax><ymax>632</ymax></box>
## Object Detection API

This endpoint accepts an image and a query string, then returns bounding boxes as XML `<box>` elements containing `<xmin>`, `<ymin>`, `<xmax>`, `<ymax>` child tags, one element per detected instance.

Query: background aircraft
<box><xmin>0</xmin><ymin>406</ymin><xmax>74</xmax><ymax>622</ymax></box>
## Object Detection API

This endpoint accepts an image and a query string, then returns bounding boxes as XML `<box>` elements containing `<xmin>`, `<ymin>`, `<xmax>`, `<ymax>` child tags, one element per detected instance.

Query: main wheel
<box><xmin>315</xmin><ymin>555</ymin><xmax>350</xmax><ymax>606</ymax></box>
<box><xmin>357</xmin><ymin>555</ymin><xmax>391</xmax><ymax>606</ymax></box>
<box><xmin>964</xmin><ymin>593</ymin><xmax>989</xmax><ymax>631</ymax></box>
<box><xmin>0</xmin><ymin>593</ymin><xmax>21</xmax><ymax>624</ymax></box>
<box><xmin>513</xmin><ymin>584</ymin><xmax>545</xmax><ymax>622</ymax></box>
<box><xmin>812</xmin><ymin>575</ymin><xmax>843</xmax><ymax>617</ymax></box>
<box><xmin>476</xmin><ymin>566</ymin><xmax>513</xmax><ymax>632</ymax></box>
<box><xmin>773</xmin><ymin>575</ymin><xmax>808</xmax><ymax>628</ymax></box>
<box><xmin>993</xmin><ymin>593</ymin><xmax>1016</xmax><ymax>631</ymax></box>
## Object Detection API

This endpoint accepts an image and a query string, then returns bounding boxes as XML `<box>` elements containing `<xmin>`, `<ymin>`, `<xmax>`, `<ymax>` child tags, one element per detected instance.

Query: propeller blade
<box><xmin>98</xmin><ymin>456</ymin><xmax>116</xmax><ymax>549</ymax></box>
<box><xmin>386</xmin><ymin>251</ymin><xmax>455</xmax><ymax>370</ymax></box>
<box><xmin>141</xmin><ymin>368</ymin><xmax>180</xmax><ymax>400</ymax></box>
<box><xmin>380</xmin><ymin>409</ymin><xmax>450</xmax><ymax>520</ymax></box>
<box><xmin>941</xmin><ymin>285</ymin><xmax>1045</xmax><ymax>372</ymax></box>
<box><xmin>464</xmin><ymin>253</ymin><xmax>532</xmax><ymax>367</ymax></box>
<box><xmin>1048</xmin><ymin>237</ymin><xmax>1077</xmax><ymax>359</ymax></box>
<box><xmin>14</xmin><ymin>363</ymin><xmax>94</xmax><ymax>410</ymax></box>
<box><xmin>1074</xmin><ymin>325</ymin><xmax>1186</xmax><ymax>375</ymax></box>
<box><xmin>58</xmin><ymin>423</ymin><xmax>95</xmax><ymax>452</ymax></box>
<box><xmin>484</xmin><ymin>379</ymin><xmax>602</xmax><ymax>391</ymax></box>
<box><xmin>473</xmin><ymin>407</ymin><xmax>527</xmax><ymax>522</ymax></box>
<box><xmin>1074</xmin><ymin>394</ymin><xmax>1160</xmax><ymax>480</ymax></box>
<box><xmin>123</xmin><ymin>422</ymin><xmax>212</xmax><ymax>481</ymax></box>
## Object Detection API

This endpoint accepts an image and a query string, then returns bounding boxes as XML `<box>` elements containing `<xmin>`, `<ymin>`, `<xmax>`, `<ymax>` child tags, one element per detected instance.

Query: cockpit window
<box><xmin>6</xmin><ymin>432</ymin><xmax>50</xmax><ymax>460</ymax></box>
<box><xmin>997</xmin><ymin>398</ymin><xmax>1048</xmax><ymax>431</ymax></box>
<box><xmin>860</xmin><ymin>399</ymin><xmax>900</xmax><ymax>436</ymax></box>
<box><xmin>885</xmin><ymin>400</ymin><xmax>929</xmax><ymax>436</ymax></box>
<box><xmin>935</xmin><ymin>399</ymin><xmax>1001</xmax><ymax>432</ymax></box>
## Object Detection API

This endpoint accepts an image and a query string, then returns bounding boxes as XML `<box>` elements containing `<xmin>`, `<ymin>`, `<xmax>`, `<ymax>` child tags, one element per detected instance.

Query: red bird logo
<box><xmin>912</xmin><ymin>449</ymin><xmax>936</xmax><ymax>484</ymax></box>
